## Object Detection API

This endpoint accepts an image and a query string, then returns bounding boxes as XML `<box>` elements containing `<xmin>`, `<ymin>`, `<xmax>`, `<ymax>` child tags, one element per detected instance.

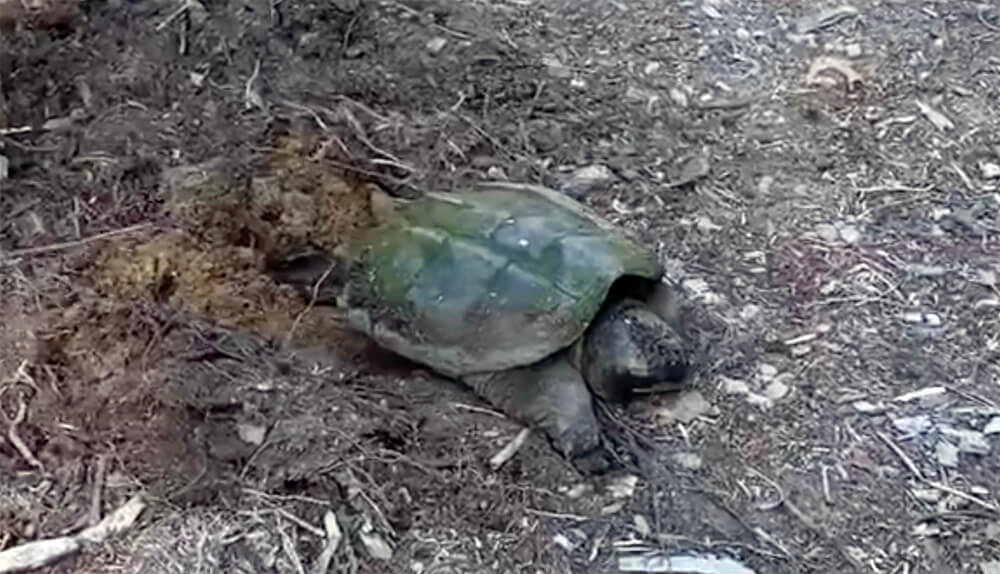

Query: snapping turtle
<box><xmin>273</xmin><ymin>182</ymin><xmax>692</xmax><ymax>472</ymax></box>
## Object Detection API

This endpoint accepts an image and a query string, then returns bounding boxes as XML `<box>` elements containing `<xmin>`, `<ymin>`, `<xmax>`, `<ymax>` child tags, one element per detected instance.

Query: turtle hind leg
<box><xmin>464</xmin><ymin>354</ymin><xmax>614</xmax><ymax>474</ymax></box>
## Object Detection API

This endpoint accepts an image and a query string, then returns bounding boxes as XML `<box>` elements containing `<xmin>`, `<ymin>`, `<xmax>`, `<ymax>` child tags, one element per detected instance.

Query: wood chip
<box><xmin>915</xmin><ymin>100</ymin><xmax>955</xmax><ymax>131</ymax></box>
<box><xmin>796</xmin><ymin>5</ymin><xmax>859</xmax><ymax>34</ymax></box>
<box><xmin>359</xmin><ymin>532</ymin><xmax>393</xmax><ymax>561</ymax></box>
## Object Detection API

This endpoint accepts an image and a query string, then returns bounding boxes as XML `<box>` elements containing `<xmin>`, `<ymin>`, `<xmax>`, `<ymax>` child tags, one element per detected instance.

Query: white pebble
<box><xmin>764</xmin><ymin>380</ymin><xmax>790</xmax><ymax>401</ymax></box>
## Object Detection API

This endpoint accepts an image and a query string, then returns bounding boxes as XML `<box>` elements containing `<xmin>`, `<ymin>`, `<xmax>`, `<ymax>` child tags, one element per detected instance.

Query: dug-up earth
<box><xmin>3</xmin><ymin>1</ymin><xmax>1000</xmax><ymax>573</ymax></box>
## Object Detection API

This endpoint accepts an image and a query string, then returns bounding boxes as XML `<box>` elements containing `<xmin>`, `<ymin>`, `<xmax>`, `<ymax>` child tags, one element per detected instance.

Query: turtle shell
<box><xmin>344</xmin><ymin>182</ymin><xmax>662</xmax><ymax>378</ymax></box>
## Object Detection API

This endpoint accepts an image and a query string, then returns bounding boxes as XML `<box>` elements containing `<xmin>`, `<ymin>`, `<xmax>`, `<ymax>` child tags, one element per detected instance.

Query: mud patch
<box><xmin>87</xmin><ymin>134</ymin><xmax>377</xmax><ymax>352</ymax></box>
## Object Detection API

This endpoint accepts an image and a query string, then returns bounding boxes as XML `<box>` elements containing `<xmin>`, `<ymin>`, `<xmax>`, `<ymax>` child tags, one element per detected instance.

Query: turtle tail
<box><xmin>266</xmin><ymin>249</ymin><xmax>347</xmax><ymax>306</ymax></box>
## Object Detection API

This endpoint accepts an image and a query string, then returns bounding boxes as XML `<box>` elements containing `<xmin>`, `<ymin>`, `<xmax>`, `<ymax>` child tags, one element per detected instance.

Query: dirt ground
<box><xmin>3</xmin><ymin>0</ymin><xmax>1000</xmax><ymax>573</ymax></box>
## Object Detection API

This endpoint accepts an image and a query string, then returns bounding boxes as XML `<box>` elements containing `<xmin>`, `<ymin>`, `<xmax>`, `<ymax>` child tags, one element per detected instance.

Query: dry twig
<box><xmin>276</xmin><ymin>517</ymin><xmax>307</xmax><ymax>574</ymax></box>
<box><xmin>311</xmin><ymin>511</ymin><xmax>343</xmax><ymax>574</ymax></box>
<box><xmin>0</xmin><ymin>495</ymin><xmax>146</xmax><ymax>573</ymax></box>
<box><xmin>489</xmin><ymin>427</ymin><xmax>531</xmax><ymax>469</ymax></box>
<box><xmin>155</xmin><ymin>0</ymin><xmax>196</xmax><ymax>31</ymax></box>
<box><xmin>875</xmin><ymin>431</ymin><xmax>923</xmax><ymax>480</ymax></box>
<box><xmin>1</xmin><ymin>223</ymin><xmax>150</xmax><ymax>260</ymax></box>
<box><xmin>88</xmin><ymin>456</ymin><xmax>109</xmax><ymax>526</ymax></box>
<box><xmin>0</xmin><ymin>390</ymin><xmax>44</xmax><ymax>471</ymax></box>
<box><xmin>877</xmin><ymin>431</ymin><xmax>999</xmax><ymax>514</ymax></box>
<box><xmin>284</xmin><ymin>260</ymin><xmax>338</xmax><ymax>348</ymax></box>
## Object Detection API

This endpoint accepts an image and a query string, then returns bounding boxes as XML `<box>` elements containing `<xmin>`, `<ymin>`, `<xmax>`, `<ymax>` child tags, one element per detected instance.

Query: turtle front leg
<box><xmin>464</xmin><ymin>354</ymin><xmax>612</xmax><ymax>474</ymax></box>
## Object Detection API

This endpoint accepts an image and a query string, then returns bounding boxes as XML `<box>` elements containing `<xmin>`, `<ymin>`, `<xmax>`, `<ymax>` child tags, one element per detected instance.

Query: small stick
<box><xmin>244</xmin><ymin>58</ymin><xmax>264</xmax><ymax>110</ymax></box>
<box><xmin>853</xmin><ymin>183</ymin><xmax>935</xmax><ymax>194</ymax></box>
<box><xmin>72</xmin><ymin>197</ymin><xmax>82</xmax><ymax>240</ymax></box>
<box><xmin>979</xmin><ymin>6</ymin><xmax>1000</xmax><ymax>32</ymax></box>
<box><xmin>925</xmin><ymin>482</ymin><xmax>1000</xmax><ymax>514</ymax></box>
<box><xmin>276</xmin><ymin>518</ymin><xmax>306</xmax><ymax>574</ymax></box>
<box><xmin>2</xmin><ymin>223</ymin><xmax>150</xmax><ymax>259</ymax></box>
<box><xmin>283</xmin><ymin>260</ymin><xmax>337</xmax><ymax>348</ymax></box>
<box><xmin>3</xmin><ymin>394</ymin><xmax>44</xmax><ymax>471</ymax></box>
<box><xmin>271</xmin><ymin>508</ymin><xmax>326</xmax><ymax>538</ymax></box>
<box><xmin>0</xmin><ymin>125</ymin><xmax>33</xmax><ymax>136</ymax></box>
<box><xmin>489</xmin><ymin>427</ymin><xmax>531</xmax><ymax>469</ymax></box>
<box><xmin>88</xmin><ymin>456</ymin><xmax>108</xmax><ymax>526</ymax></box>
<box><xmin>451</xmin><ymin>402</ymin><xmax>507</xmax><ymax>419</ymax></box>
<box><xmin>784</xmin><ymin>332</ymin><xmax>818</xmax><ymax>347</ymax></box>
<box><xmin>821</xmin><ymin>465</ymin><xmax>833</xmax><ymax>505</ymax></box>
<box><xmin>155</xmin><ymin>0</ymin><xmax>194</xmax><ymax>31</ymax></box>
<box><xmin>875</xmin><ymin>431</ymin><xmax>923</xmax><ymax>480</ymax></box>
<box><xmin>751</xmin><ymin>526</ymin><xmax>794</xmax><ymax>559</ymax></box>
<box><xmin>242</xmin><ymin>488</ymin><xmax>330</xmax><ymax>507</ymax></box>
<box><xmin>524</xmin><ymin>508</ymin><xmax>589</xmax><ymax>522</ymax></box>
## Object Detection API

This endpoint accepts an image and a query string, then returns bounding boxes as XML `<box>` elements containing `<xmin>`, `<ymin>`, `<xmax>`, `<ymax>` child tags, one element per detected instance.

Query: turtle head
<box><xmin>579</xmin><ymin>298</ymin><xmax>690</xmax><ymax>403</ymax></box>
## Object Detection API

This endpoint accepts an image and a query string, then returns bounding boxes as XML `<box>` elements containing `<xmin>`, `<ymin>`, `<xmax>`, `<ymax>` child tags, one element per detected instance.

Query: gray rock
<box><xmin>983</xmin><ymin>417</ymin><xmax>1000</xmax><ymax>435</ymax></box>
<box><xmin>656</xmin><ymin>390</ymin><xmax>714</xmax><ymax>424</ymax></box>
<box><xmin>236</xmin><ymin>423</ymin><xmax>267</xmax><ymax>446</ymax></box>
<box><xmin>426</xmin><ymin>37</ymin><xmax>447</xmax><ymax>54</ymax></box>
<box><xmin>542</xmin><ymin>55</ymin><xmax>572</xmax><ymax>79</ymax></box>
<box><xmin>360</xmin><ymin>532</ymin><xmax>393</xmax><ymax>560</ymax></box>
<box><xmin>837</xmin><ymin>224</ymin><xmax>861</xmax><ymax>244</ymax></box>
<box><xmin>764</xmin><ymin>380</ymin><xmax>789</xmax><ymax>401</ymax></box>
<box><xmin>936</xmin><ymin>440</ymin><xmax>959</xmax><ymax>468</ymax></box>
<box><xmin>940</xmin><ymin>426</ymin><xmax>990</xmax><ymax>455</ymax></box>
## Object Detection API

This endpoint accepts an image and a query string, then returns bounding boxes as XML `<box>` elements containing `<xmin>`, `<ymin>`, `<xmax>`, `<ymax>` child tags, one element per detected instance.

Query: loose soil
<box><xmin>2</xmin><ymin>1</ymin><xmax>1000</xmax><ymax>573</ymax></box>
